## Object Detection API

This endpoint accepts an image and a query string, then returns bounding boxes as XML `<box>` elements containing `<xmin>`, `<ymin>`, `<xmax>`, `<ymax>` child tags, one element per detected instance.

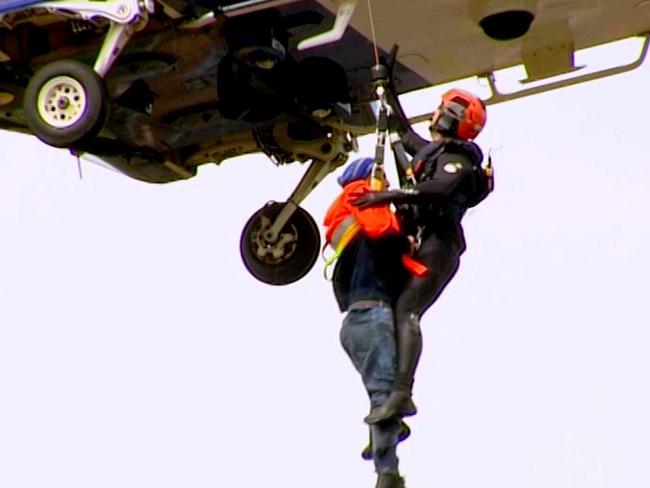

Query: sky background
<box><xmin>1</xmin><ymin>35</ymin><xmax>649</xmax><ymax>488</ymax></box>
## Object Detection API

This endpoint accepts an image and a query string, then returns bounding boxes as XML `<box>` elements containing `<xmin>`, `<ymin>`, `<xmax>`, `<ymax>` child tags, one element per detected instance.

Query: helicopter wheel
<box><xmin>24</xmin><ymin>59</ymin><xmax>107</xmax><ymax>148</ymax></box>
<box><xmin>240</xmin><ymin>202</ymin><xmax>320</xmax><ymax>285</ymax></box>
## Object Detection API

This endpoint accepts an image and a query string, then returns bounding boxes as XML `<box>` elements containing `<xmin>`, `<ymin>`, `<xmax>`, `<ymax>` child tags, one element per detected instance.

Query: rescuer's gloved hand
<box><xmin>352</xmin><ymin>191</ymin><xmax>396</xmax><ymax>209</ymax></box>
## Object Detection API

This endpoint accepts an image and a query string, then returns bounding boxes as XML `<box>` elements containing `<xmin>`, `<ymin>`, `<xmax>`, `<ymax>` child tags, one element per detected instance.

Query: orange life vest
<box><xmin>322</xmin><ymin>180</ymin><xmax>428</xmax><ymax>278</ymax></box>
<box><xmin>324</xmin><ymin>180</ymin><xmax>400</xmax><ymax>241</ymax></box>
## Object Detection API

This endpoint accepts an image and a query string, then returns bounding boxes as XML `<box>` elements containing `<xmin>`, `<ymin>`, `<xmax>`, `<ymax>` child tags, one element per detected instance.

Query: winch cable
<box><xmin>363</xmin><ymin>0</ymin><xmax>388</xmax><ymax>190</ymax></box>
<box><xmin>365</xmin><ymin>2</ymin><xmax>416</xmax><ymax>190</ymax></box>
<box><xmin>370</xmin><ymin>64</ymin><xmax>390</xmax><ymax>190</ymax></box>
<box><xmin>366</xmin><ymin>0</ymin><xmax>380</xmax><ymax>66</ymax></box>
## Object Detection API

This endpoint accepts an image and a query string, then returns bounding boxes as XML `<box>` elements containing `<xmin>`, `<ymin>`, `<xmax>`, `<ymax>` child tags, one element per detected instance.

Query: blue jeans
<box><xmin>340</xmin><ymin>305</ymin><xmax>401</xmax><ymax>474</ymax></box>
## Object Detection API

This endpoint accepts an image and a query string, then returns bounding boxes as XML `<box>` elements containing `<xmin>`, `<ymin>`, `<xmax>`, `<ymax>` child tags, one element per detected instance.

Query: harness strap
<box><xmin>370</xmin><ymin>64</ymin><xmax>390</xmax><ymax>191</ymax></box>
<box><xmin>323</xmin><ymin>216</ymin><xmax>360</xmax><ymax>279</ymax></box>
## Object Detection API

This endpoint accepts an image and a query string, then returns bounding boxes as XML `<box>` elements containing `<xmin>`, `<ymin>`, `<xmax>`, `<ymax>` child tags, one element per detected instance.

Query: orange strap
<box><xmin>401</xmin><ymin>254</ymin><xmax>429</xmax><ymax>277</ymax></box>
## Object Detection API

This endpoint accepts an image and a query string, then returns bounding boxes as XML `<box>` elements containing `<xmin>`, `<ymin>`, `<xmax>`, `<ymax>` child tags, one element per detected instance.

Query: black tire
<box><xmin>240</xmin><ymin>202</ymin><xmax>321</xmax><ymax>286</ymax></box>
<box><xmin>24</xmin><ymin>60</ymin><xmax>107</xmax><ymax>148</ymax></box>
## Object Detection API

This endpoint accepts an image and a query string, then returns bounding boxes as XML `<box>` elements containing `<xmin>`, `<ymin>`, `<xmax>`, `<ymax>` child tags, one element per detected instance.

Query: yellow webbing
<box><xmin>323</xmin><ymin>218</ymin><xmax>361</xmax><ymax>280</ymax></box>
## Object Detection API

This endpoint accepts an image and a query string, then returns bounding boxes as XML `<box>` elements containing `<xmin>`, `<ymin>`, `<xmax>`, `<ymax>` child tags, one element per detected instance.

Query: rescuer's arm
<box><xmin>385</xmin><ymin>83</ymin><xmax>428</xmax><ymax>156</ymax></box>
<box><xmin>353</xmin><ymin>152</ymin><xmax>474</xmax><ymax>208</ymax></box>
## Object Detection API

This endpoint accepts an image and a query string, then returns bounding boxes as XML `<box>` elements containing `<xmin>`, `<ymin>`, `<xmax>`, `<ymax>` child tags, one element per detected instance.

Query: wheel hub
<box><xmin>37</xmin><ymin>75</ymin><xmax>87</xmax><ymax>129</ymax></box>
<box><xmin>57</xmin><ymin>97</ymin><xmax>70</xmax><ymax>110</ymax></box>
<box><xmin>251</xmin><ymin>216</ymin><xmax>298</xmax><ymax>263</ymax></box>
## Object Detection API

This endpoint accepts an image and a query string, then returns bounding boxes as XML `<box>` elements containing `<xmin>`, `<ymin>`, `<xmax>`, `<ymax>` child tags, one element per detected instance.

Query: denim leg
<box><xmin>340</xmin><ymin>306</ymin><xmax>396</xmax><ymax>408</ymax></box>
<box><xmin>371</xmin><ymin>420</ymin><xmax>401</xmax><ymax>474</ymax></box>
<box><xmin>340</xmin><ymin>306</ymin><xmax>400</xmax><ymax>473</ymax></box>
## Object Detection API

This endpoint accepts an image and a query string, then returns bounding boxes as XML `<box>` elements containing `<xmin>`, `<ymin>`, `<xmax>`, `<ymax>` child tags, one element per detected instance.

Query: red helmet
<box><xmin>432</xmin><ymin>88</ymin><xmax>487</xmax><ymax>140</ymax></box>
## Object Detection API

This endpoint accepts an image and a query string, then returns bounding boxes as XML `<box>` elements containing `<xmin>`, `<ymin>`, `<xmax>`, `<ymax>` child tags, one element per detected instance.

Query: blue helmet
<box><xmin>337</xmin><ymin>157</ymin><xmax>374</xmax><ymax>187</ymax></box>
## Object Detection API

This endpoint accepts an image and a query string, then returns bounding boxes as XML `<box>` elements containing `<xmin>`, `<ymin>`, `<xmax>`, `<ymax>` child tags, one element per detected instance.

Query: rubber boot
<box><xmin>361</xmin><ymin>421</ymin><xmax>411</xmax><ymax>461</ymax></box>
<box><xmin>365</xmin><ymin>313</ymin><xmax>422</xmax><ymax>425</ymax></box>
<box><xmin>375</xmin><ymin>473</ymin><xmax>406</xmax><ymax>488</ymax></box>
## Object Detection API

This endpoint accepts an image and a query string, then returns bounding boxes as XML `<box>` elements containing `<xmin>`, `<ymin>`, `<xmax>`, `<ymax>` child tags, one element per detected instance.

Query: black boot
<box><xmin>365</xmin><ymin>313</ymin><xmax>422</xmax><ymax>425</ymax></box>
<box><xmin>375</xmin><ymin>473</ymin><xmax>406</xmax><ymax>488</ymax></box>
<box><xmin>361</xmin><ymin>421</ymin><xmax>411</xmax><ymax>460</ymax></box>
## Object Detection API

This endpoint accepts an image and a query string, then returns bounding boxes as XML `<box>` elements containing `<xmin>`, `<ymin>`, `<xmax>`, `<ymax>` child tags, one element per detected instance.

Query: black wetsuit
<box><xmin>395</xmin><ymin>134</ymin><xmax>488</xmax><ymax>318</ymax></box>
<box><xmin>361</xmin><ymin>90</ymin><xmax>491</xmax><ymax>423</ymax></box>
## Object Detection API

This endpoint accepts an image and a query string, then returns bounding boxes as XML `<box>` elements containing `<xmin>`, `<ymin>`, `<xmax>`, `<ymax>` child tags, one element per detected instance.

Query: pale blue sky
<box><xmin>1</xmin><ymin>39</ymin><xmax>649</xmax><ymax>488</ymax></box>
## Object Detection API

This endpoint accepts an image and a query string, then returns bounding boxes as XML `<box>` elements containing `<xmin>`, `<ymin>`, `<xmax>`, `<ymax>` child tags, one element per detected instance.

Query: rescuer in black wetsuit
<box><xmin>354</xmin><ymin>88</ymin><xmax>493</xmax><ymax>424</ymax></box>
